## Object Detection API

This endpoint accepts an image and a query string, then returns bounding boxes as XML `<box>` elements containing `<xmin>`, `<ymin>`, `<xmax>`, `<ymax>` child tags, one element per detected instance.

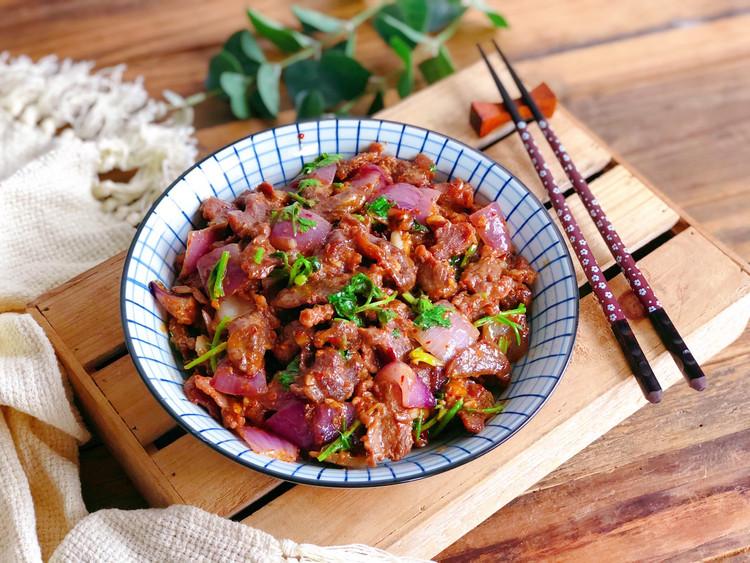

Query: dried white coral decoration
<box><xmin>0</xmin><ymin>52</ymin><xmax>198</xmax><ymax>226</ymax></box>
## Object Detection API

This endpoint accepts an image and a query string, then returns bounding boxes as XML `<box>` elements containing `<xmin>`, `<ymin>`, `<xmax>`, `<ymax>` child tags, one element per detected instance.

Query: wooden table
<box><xmin>5</xmin><ymin>1</ymin><xmax>750</xmax><ymax>560</ymax></box>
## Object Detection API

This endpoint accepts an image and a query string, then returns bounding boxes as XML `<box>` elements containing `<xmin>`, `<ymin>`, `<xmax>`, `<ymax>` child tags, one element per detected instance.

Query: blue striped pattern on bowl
<box><xmin>121</xmin><ymin>118</ymin><xmax>578</xmax><ymax>487</ymax></box>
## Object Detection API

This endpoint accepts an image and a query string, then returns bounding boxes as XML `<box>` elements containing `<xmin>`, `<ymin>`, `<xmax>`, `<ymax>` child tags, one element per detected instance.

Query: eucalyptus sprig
<box><xmin>192</xmin><ymin>0</ymin><xmax>507</xmax><ymax>120</ymax></box>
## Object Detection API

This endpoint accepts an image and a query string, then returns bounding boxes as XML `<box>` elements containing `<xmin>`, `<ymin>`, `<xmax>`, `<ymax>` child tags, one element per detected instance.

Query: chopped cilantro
<box><xmin>367</xmin><ymin>196</ymin><xmax>395</xmax><ymax>219</ymax></box>
<box><xmin>184</xmin><ymin>342</ymin><xmax>227</xmax><ymax>371</ymax></box>
<box><xmin>412</xmin><ymin>220</ymin><xmax>428</xmax><ymax>233</ymax></box>
<box><xmin>287</xmin><ymin>191</ymin><xmax>317</xmax><ymax>207</ymax></box>
<box><xmin>429</xmin><ymin>164</ymin><xmax>437</xmax><ymax>173</ymax></box>
<box><xmin>431</xmin><ymin>398</ymin><xmax>463</xmax><ymax>437</ymax></box>
<box><xmin>271</xmin><ymin>251</ymin><xmax>320</xmax><ymax>288</ymax></box>
<box><xmin>463</xmin><ymin>404</ymin><xmax>505</xmax><ymax>415</ymax></box>
<box><xmin>328</xmin><ymin>273</ymin><xmax>397</xmax><ymax>326</ymax></box>
<box><xmin>412</xmin><ymin>299</ymin><xmax>452</xmax><ymax>329</ymax></box>
<box><xmin>317</xmin><ymin>419</ymin><xmax>361</xmax><ymax>462</ymax></box>
<box><xmin>207</xmin><ymin>251</ymin><xmax>230</xmax><ymax>304</ymax></box>
<box><xmin>392</xmin><ymin>328</ymin><xmax>401</xmax><ymax>337</ymax></box>
<box><xmin>271</xmin><ymin>201</ymin><xmax>317</xmax><ymax>235</ymax></box>
<box><xmin>301</xmin><ymin>153</ymin><xmax>342</xmax><ymax>174</ymax></box>
<box><xmin>449</xmin><ymin>255</ymin><xmax>462</xmax><ymax>270</ymax></box>
<box><xmin>253</xmin><ymin>247</ymin><xmax>265</xmax><ymax>264</ymax></box>
<box><xmin>332</xmin><ymin>182</ymin><xmax>344</xmax><ymax>190</ymax></box>
<box><xmin>298</xmin><ymin>178</ymin><xmax>322</xmax><ymax>190</ymax></box>
<box><xmin>339</xmin><ymin>349</ymin><xmax>351</xmax><ymax>360</ymax></box>
<box><xmin>275</xmin><ymin>357</ymin><xmax>301</xmax><ymax>390</ymax></box>
<box><xmin>473</xmin><ymin>304</ymin><xmax>527</xmax><ymax>346</ymax></box>
<box><xmin>377</xmin><ymin>309</ymin><xmax>397</xmax><ymax>326</ymax></box>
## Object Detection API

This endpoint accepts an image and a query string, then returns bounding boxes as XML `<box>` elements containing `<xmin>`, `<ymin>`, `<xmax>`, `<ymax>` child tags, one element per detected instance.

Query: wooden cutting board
<box><xmin>28</xmin><ymin>56</ymin><xmax>750</xmax><ymax>560</ymax></box>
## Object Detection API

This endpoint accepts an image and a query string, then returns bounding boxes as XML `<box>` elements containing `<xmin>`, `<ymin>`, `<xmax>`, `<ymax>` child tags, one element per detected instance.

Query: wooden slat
<box><xmin>32</xmin><ymin>251</ymin><xmax>126</xmax><ymax>370</ymax></box>
<box><xmin>92</xmin><ymin>355</ymin><xmax>176</xmax><ymax>445</ymax></box>
<box><xmin>482</xmin><ymin>108</ymin><xmax>613</xmax><ymax>200</ymax></box>
<box><xmin>150</xmin><ymin>434</ymin><xmax>281</xmax><ymax>517</ymax></box>
<box><xmin>241</xmin><ymin>227</ymin><xmax>750</xmax><ymax>559</ymax></box>
<box><xmin>555</xmin><ymin>165</ymin><xmax>680</xmax><ymax>285</ymax></box>
<box><xmin>27</xmin><ymin>307</ymin><xmax>184</xmax><ymax>508</ymax></box>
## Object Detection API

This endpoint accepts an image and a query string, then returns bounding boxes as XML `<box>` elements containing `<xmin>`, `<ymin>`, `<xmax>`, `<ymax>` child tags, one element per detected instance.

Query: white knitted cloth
<box><xmin>0</xmin><ymin>54</ymin><xmax>431</xmax><ymax>562</ymax></box>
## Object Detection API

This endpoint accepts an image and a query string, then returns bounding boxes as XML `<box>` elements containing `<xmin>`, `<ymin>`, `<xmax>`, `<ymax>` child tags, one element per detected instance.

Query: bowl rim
<box><xmin>120</xmin><ymin>116</ymin><xmax>579</xmax><ymax>487</ymax></box>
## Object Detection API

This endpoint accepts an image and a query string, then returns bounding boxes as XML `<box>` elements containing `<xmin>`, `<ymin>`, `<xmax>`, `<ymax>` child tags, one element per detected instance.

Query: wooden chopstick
<box><xmin>490</xmin><ymin>40</ymin><xmax>707</xmax><ymax>393</ymax></box>
<box><xmin>478</xmin><ymin>44</ymin><xmax>663</xmax><ymax>403</ymax></box>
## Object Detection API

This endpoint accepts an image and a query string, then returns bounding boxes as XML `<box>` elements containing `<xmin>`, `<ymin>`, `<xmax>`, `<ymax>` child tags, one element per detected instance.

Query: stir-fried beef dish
<box><xmin>150</xmin><ymin>143</ymin><xmax>537</xmax><ymax>467</ymax></box>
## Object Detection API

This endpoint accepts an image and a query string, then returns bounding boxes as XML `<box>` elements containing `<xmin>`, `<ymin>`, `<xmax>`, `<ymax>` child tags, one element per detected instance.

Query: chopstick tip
<box><xmin>689</xmin><ymin>376</ymin><xmax>707</xmax><ymax>392</ymax></box>
<box><xmin>646</xmin><ymin>389</ymin><xmax>663</xmax><ymax>404</ymax></box>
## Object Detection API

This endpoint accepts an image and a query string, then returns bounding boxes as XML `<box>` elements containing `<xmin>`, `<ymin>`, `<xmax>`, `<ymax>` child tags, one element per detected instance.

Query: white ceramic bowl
<box><xmin>121</xmin><ymin>118</ymin><xmax>578</xmax><ymax>487</ymax></box>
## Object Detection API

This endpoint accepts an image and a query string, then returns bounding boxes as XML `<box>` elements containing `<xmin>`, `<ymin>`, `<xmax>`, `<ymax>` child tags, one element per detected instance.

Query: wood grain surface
<box><xmin>5</xmin><ymin>0</ymin><xmax>750</xmax><ymax>560</ymax></box>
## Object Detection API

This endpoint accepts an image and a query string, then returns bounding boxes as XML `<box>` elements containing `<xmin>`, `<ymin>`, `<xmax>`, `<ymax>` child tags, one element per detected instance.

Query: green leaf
<box><xmin>424</xmin><ymin>0</ymin><xmax>466</xmax><ymax>33</ymax></box>
<box><xmin>396</xmin><ymin>0</ymin><xmax>429</xmax><ymax>32</ymax></box>
<box><xmin>367</xmin><ymin>90</ymin><xmax>385</xmax><ymax>115</ymax></box>
<box><xmin>418</xmin><ymin>44</ymin><xmax>455</xmax><ymax>84</ymax></box>
<box><xmin>247</xmin><ymin>9</ymin><xmax>312</xmax><ymax>53</ymax></box>
<box><xmin>295</xmin><ymin>89</ymin><xmax>325</xmax><ymax>119</ymax></box>
<box><xmin>379</xmin><ymin>12</ymin><xmax>431</xmax><ymax>45</ymax></box>
<box><xmin>219</xmin><ymin>72</ymin><xmax>251</xmax><ymax>119</ymax></box>
<box><xmin>344</xmin><ymin>29</ymin><xmax>357</xmax><ymax>58</ymax></box>
<box><xmin>205</xmin><ymin>50</ymin><xmax>243</xmax><ymax>92</ymax></box>
<box><xmin>469</xmin><ymin>0</ymin><xmax>509</xmax><ymax>27</ymax></box>
<box><xmin>239</xmin><ymin>30</ymin><xmax>266</xmax><ymax>63</ymax></box>
<box><xmin>389</xmin><ymin>36</ymin><xmax>413</xmax><ymax>98</ymax></box>
<box><xmin>291</xmin><ymin>5</ymin><xmax>344</xmax><ymax>33</ymax></box>
<box><xmin>222</xmin><ymin>30</ymin><xmax>263</xmax><ymax>75</ymax></box>
<box><xmin>256</xmin><ymin>62</ymin><xmax>281</xmax><ymax>117</ymax></box>
<box><xmin>318</xmin><ymin>51</ymin><xmax>371</xmax><ymax>101</ymax></box>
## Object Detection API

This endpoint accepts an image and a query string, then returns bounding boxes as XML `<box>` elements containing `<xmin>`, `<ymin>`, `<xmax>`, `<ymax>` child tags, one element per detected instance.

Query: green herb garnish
<box><xmin>287</xmin><ymin>191</ymin><xmax>317</xmax><ymax>207</ymax></box>
<box><xmin>298</xmin><ymin>178</ymin><xmax>323</xmax><ymax>190</ymax></box>
<box><xmin>207</xmin><ymin>250</ymin><xmax>230</xmax><ymax>304</ymax></box>
<box><xmin>209</xmin><ymin>315</ymin><xmax>232</xmax><ymax>372</ymax></box>
<box><xmin>412</xmin><ymin>298</ymin><xmax>451</xmax><ymax>330</ymax></box>
<box><xmin>431</xmin><ymin>398</ymin><xmax>463</xmax><ymax>437</ymax></box>
<box><xmin>271</xmin><ymin>201</ymin><xmax>318</xmax><ymax>235</ymax></box>
<box><xmin>332</xmin><ymin>182</ymin><xmax>344</xmax><ymax>190</ymax></box>
<box><xmin>184</xmin><ymin>342</ymin><xmax>227</xmax><ymax>370</ymax></box>
<box><xmin>271</xmin><ymin>251</ymin><xmax>321</xmax><ymax>287</ymax></box>
<box><xmin>429</xmin><ymin>164</ymin><xmax>437</xmax><ymax>173</ymax></box>
<box><xmin>473</xmin><ymin>304</ymin><xmax>527</xmax><ymax>346</ymax></box>
<box><xmin>275</xmin><ymin>356</ymin><xmax>301</xmax><ymax>390</ymax></box>
<box><xmin>317</xmin><ymin>419</ymin><xmax>362</xmax><ymax>462</ymax></box>
<box><xmin>460</xmin><ymin>244</ymin><xmax>477</xmax><ymax>268</ymax></box>
<box><xmin>339</xmin><ymin>349</ymin><xmax>351</xmax><ymax>360</ymax></box>
<box><xmin>253</xmin><ymin>247</ymin><xmax>265</xmax><ymax>264</ymax></box>
<box><xmin>412</xmin><ymin>220</ymin><xmax>428</xmax><ymax>233</ymax></box>
<box><xmin>301</xmin><ymin>153</ymin><xmax>342</xmax><ymax>174</ymax></box>
<box><xmin>328</xmin><ymin>273</ymin><xmax>397</xmax><ymax>326</ymax></box>
<box><xmin>462</xmin><ymin>404</ymin><xmax>505</xmax><ymax>415</ymax></box>
<box><xmin>413</xmin><ymin>410</ymin><xmax>424</xmax><ymax>441</ymax></box>
<box><xmin>392</xmin><ymin>328</ymin><xmax>401</xmax><ymax>337</ymax></box>
<box><xmin>367</xmin><ymin>196</ymin><xmax>395</xmax><ymax>219</ymax></box>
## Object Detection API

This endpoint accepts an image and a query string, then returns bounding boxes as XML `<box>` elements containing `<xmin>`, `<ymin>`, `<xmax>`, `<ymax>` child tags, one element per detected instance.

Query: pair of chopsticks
<box><xmin>478</xmin><ymin>41</ymin><xmax>706</xmax><ymax>403</ymax></box>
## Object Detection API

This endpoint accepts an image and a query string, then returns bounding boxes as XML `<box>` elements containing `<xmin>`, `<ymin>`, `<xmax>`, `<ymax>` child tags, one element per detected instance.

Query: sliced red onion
<box><xmin>373</xmin><ymin>183</ymin><xmax>441</xmax><ymax>222</ymax></box>
<box><xmin>149</xmin><ymin>281</ymin><xmax>197</xmax><ymax>325</ymax></box>
<box><xmin>470</xmin><ymin>202</ymin><xmax>512</xmax><ymax>253</ymax></box>
<box><xmin>270</xmin><ymin>208</ymin><xmax>331</xmax><ymax>254</ymax></box>
<box><xmin>312</xmin><ymin>402</ymin><xmax>355</xmax><ymax>446</ymax></box>
<box><xmin>287</xmin><ymin>163</ymin><xmax>337</xmax><ymax>192</ymax></box>
<box><xmin>349</xmin><ymin>163</ymin><xmax>390</xmax><ymax>191</ymax></box>
<box><xmin>265</xmin><ymin>400</ymin><xmax>315</xmax><ymax>451</ymax></box>
<box><xmin>211</xmin><ymin>359</ymin><xmax>267</xmax><ymax>397</ymax></box>
<box><xmin>179</xmin><ymin>227</ymin><xmax>219</xmax><ymax>279</ymax></box>
<box><xmin>196</xmin><ymin>244</ymin><xmax>246</xmax><ymax>297</ymax></box>
<box><xmin>236</xmin><ymin>426</ymin><xmax>299</xmax><ymax>462</ymax></box>
<box><xmin>415</xmin><ymin>303</ymin><xmax>479</xmax><ymax>363</ymax></box>
<box><xmin>375</xmin><ymin>361</ymin><xmax>436</xmax><ymax>408</ymax></box>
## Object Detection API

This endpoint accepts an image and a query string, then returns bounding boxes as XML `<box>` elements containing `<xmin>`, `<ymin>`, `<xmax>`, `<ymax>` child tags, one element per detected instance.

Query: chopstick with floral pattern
<box><xmin>478</xmin><ymin>44</ymin><xmax>663</xmax><ymax>403</ymax></box>
<box><xmin>490</xmin><ymin>40</ymin><xmax>706</xmax><ymax>392</ymax></box>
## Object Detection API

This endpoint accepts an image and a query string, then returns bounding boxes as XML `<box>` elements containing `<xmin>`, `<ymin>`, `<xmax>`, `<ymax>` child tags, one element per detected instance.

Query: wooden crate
<box><xmin>28</xmin><ymin>58</ymin><xmax>750</xmax><ymax>560</ymax></box>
